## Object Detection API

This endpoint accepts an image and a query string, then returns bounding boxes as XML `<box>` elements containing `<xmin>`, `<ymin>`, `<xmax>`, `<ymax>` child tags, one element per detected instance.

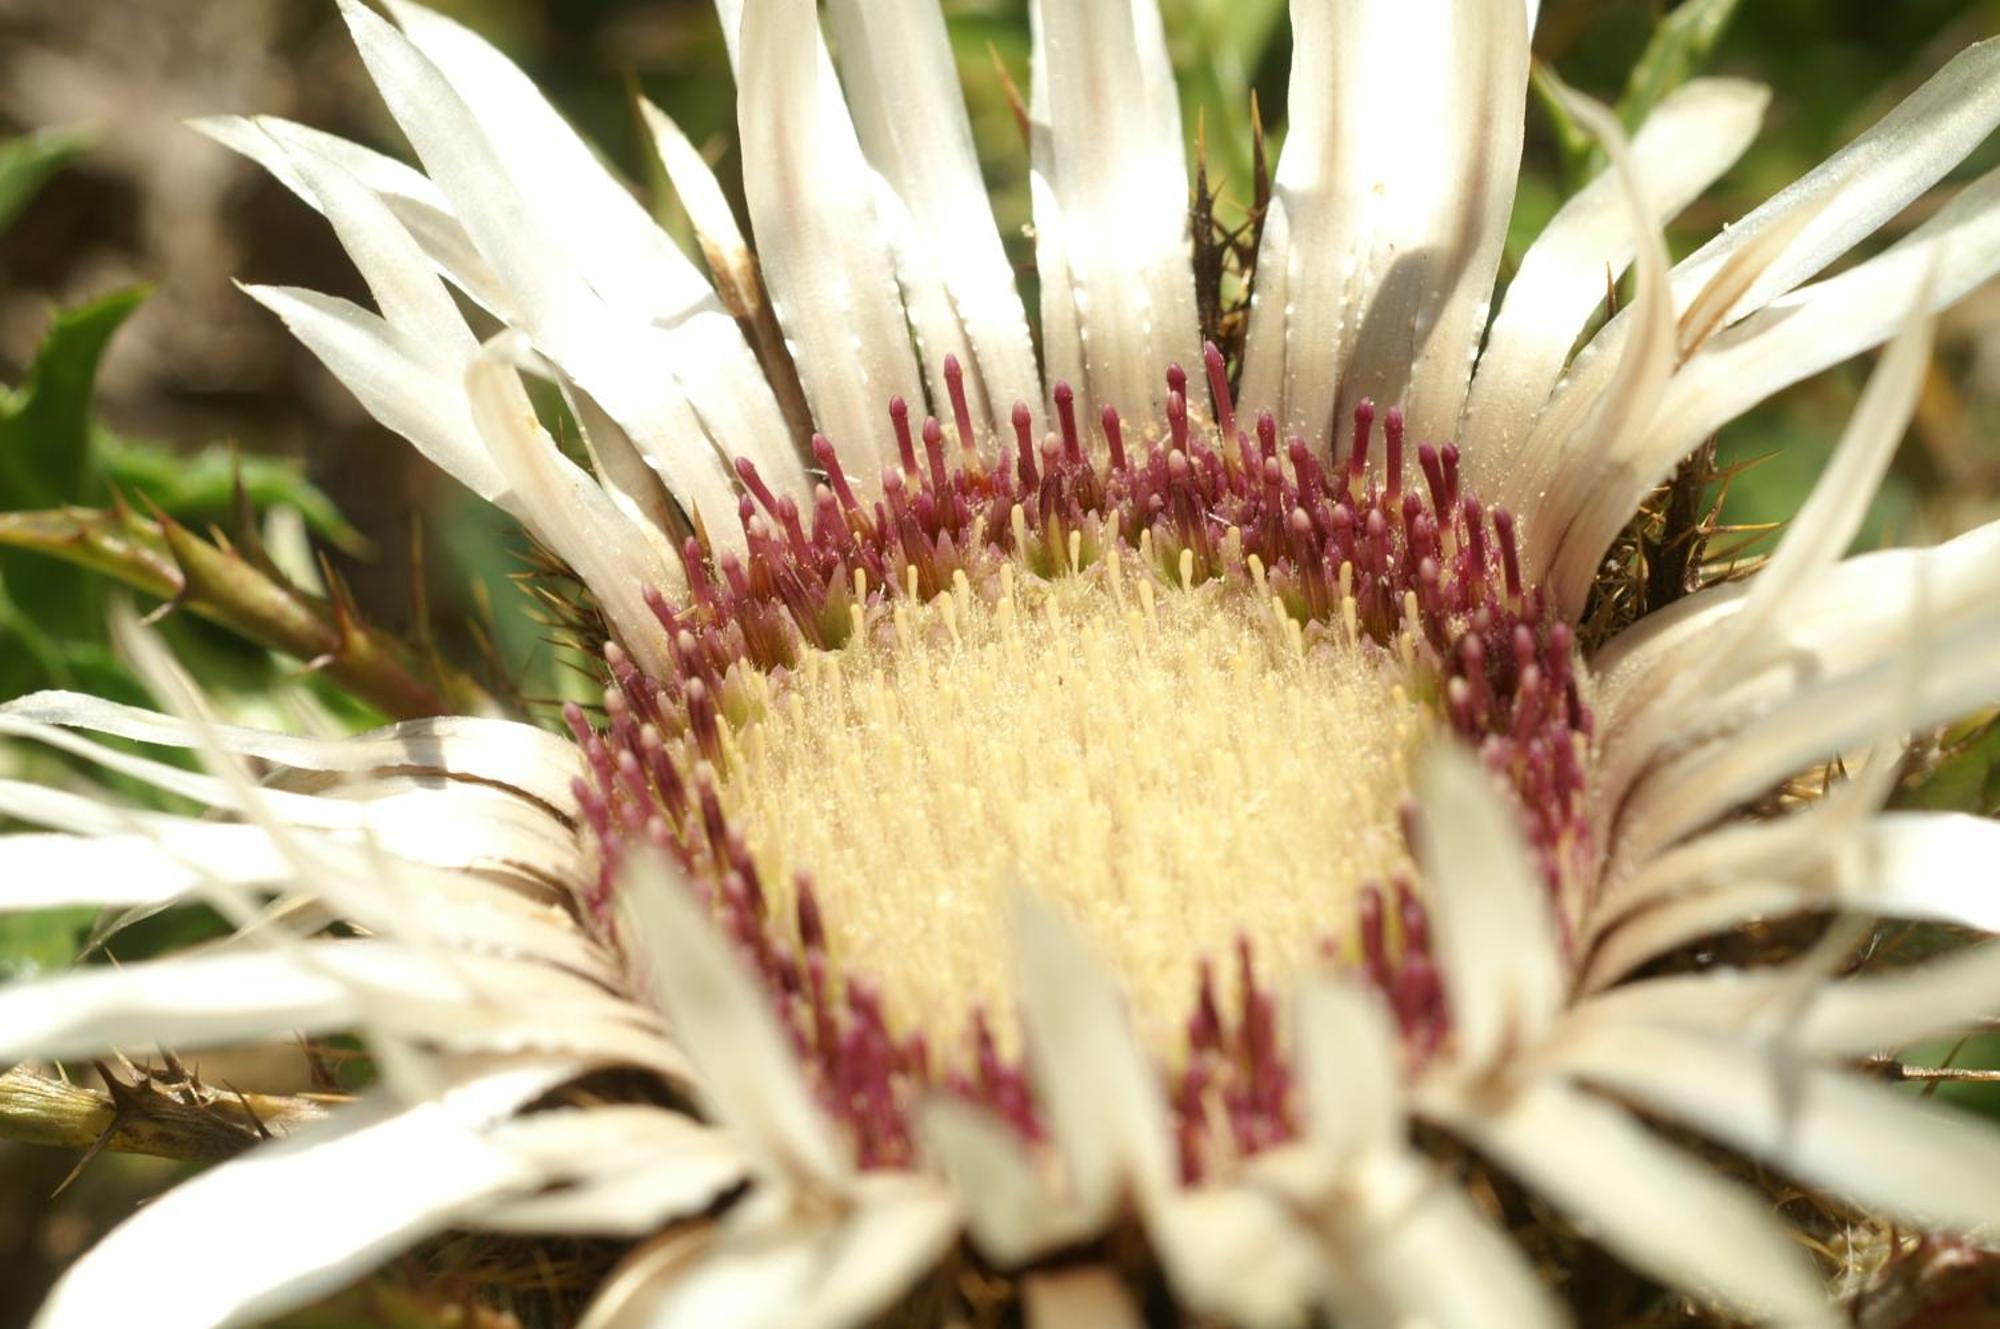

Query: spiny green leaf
<box><xmin>1896</xmin><ymin>709</ymin><xmax>2000</xmax><ymax>816</ymax></box>
<box><xmin>0</xmin><ymin>505</ymin><xmax>180</xmax><ymax>599</ymax></box>
<box><xmin>1531</xmin><ymin>61</ymin><xmax>1598</xmax><ymax>188</ymax></box>
<box><xmin>0</xmin><ymin>909</ymin><xmax>94</xmax><ymax>981</ymax></box>
<box><xmin>0</xmin><ymin>504</ymin><xmax>490</xmax><ymax>720</ymax></box>
<box><xmin>0</xmin><ymin>568</ymin><xmax>74</xmax><ymax>695</ymax></box>
<box><xmin>1541</xmin><ymin>0</ymin><xmax>1747</xmax><ymax>194</ymax></box>
<box><xmin>0</xmin><ymin>289</ymin><xmax>139</xmax><ymax>687</ymax></box>
<box><xmin>98</xmin><ymin>437</ymin><xmax>368</xmax><ymax>554</ymax></box>
<box><xmin>1618</xmin><ymin>0</ymin><xmax>1746</xmax><ymax>133</ymax></box>
<box><xmin>0</xmin><ymin>125</ymin><xmax>90</xmax><ymax>237</ymax></box>
<box><xmin>0</xmin><ymin>286</ymin><xmax>147</xmax><ymax>510</ymax></box>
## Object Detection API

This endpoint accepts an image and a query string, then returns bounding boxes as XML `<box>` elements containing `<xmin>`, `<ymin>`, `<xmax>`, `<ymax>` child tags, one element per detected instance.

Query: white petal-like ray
<box><xmin>500</xmin><ymin>337</ymin><xmax>691</xmax><ymax>576</ymax></box>
<box><xmin>825</xmin><ymin>0</ymin><xmax>1041</xmax><ymax>447</ymax></box>
<box><xmin>0</xmin><ymin>825</ymin><xmax>291</xmax><ymax>909</ymax></box>
<box><xmin>195</xmin><ymin>114</ymin><xmax>510</xmax><ymax>315</ymax></box>
<box><xmin>0</xmin><ymin>824</ymin><xmax>599</xmax><ymax>975</ymax></box>
<box><xmin>627</xmin><ymin>1174</ymin><xmax>958</xmax><ymax>1329</ymax></box>
<box><xmin>240</xmin><ymin>283</ymin><xmax>509</xmax><ymax>508</ymax></box>
<box><xmin>1462</xmin><ymin>77</ymin><xmax>1768</xmax><ymax>480</ymax></box>
<box><xmin>1658</xmin><ymin>35</ymin><xmax>2000</xmax><ymax>337</ymax></box>
<box><xmin>1614</xmin><ymin>586</ymin><xmax>2000</xmax><ymax>865</ymax></box>
<box><xmin>919</xmin><ymin>1098</ymin><xmax>1098</xmax><ymax>1266</ymax></box>
<box><xmin>1796</xmin><ymin>936</ymin><xmax>2000</xmax><ymax>1055</ymax></box>
<box><xmin>1585</xmin><ymin>736</ymin><xmax>1901</xmax><ymax>961</ymax></box>
<box><xmin>1592</xmin><ymin>526</ymin><xmax>2000</xmax><ymax>809</ymax></box>
<box><xmin>1557</xmin><ymin>1020</ymin><xmax>2000</xmax><ymax>1238</ymax></box>
<box><xmin>258</xmin><ymin>138</ymin><xmax>688</xmax><ymax>567</ymax></box>
<box><xmin>477</xmin><ymin>1107</ymin><xmax>746</xmax><ymax>1236</ymax></box>
<box><xmin>1146</xmin><ymin>1187</ymin><xmax>1324</xmax><ymax>1328</ymax></box>
<box><xmin>336</xmin><ymin>1</ymin><xmax>755</xmax><ymax>544</ymax></box>
<box><xmin>380</xmin><ymin>0</ymin><xmax>804</xmax><ymax>498</ymax></box>
<box><xmin>1413</xmin><ymin>746</ymin><xmax>1564</xmax><ymax>1073</ymax></box>
<box><xmin>0</xmin><ymin>941</ymin><xmax>656</xmax><ymax>1067</ymax></box>
<box><xmin>380</xmin><ymin>0</ymin><xmax>707</xmax><ymax>320</ymax></box>
<box><xmin>1029</xmin><ymin>0</ymin><xmax>1201</xmax><ymax>434</ymax></box>
<box><xmin>1022</xmin><ymin>1269</ymin><xmax>1146</xmax><ymax>1329</ymax></box>
<box><xmin>464</xmin><ymin>343</ymin><xmax>682</xmax><ymax>675</ymax></box>
<box><xmin>1579</xmin><ymin>881</ymin><xmax>1813</xmax><ymax>994</ymax></box>
<box><xmin>1544</xmin><ymin>165</ymin><xmax>2000</xmax><ymax>614</ymax></box>
<box><xmin>638</xmin><ymin>101</ymin><xmax>754</xmax><ymax>315</ymax></box>
<box><xmin>0</xmin><ymin>709</ymin><xmax>565</xmax><ymax>844</ymax></box>
<box><xmin>1572</xmin><ymin>940</ymin><xmax>2000</xmax><ymax>1062</ymax></box>
<box><xmin>1518</xmin><ymin>38</ymin><xmax>2000</xmax><ymax>535</ymax></box>
<box><xmin>1860</xmin><ymin>813</ymin><xmax>2000</xmax><ymax>932</ymax></box>
<box><xmin>1705</xmin><ymin>294</ymin><xmax>1930</xmax><ymax>664</ymax></box>
<box><xmin>1011</xmin><ymin>897</ymin><xmax>1176</xmax><ymax>1216</ymax></box>
<box><xmin>1294</xmin><ymin>978</ymin><xmax>1400</xmax><ymax>1163</ymax></box>
<box><xmin>222</xmin><ymin>115</ymin><xmax>702</xmax><ymax>558</ymax></box>
<box><xmin>638</xmin><ymin>98</ymin><xmax>817</xmax><ymax>451</ymax></box>
<box><xmin>0</xmin><ymin>711</ymin><xmax>586</xmax><ymax>890</ymax></box>
<box><xmin>1240</xmin><ymin>0</ymin><xmax>1529</xmax><ymax>452</ymax></box>
<box><xmin>1576</xmin><ymin>299</ymin><xmax>1937</xmax><ymax>802</ymax></box>
<box><xmin>4</xmin><ymin>691</ymin><xmax>579</xmax><ymax>816</ymax></box>
<box><xmin>617</xmin><ymin>849</ymin><xmax>850</xmax><ymax>1193</ymax></box>
<box><xmin>1432</xmin><ymin>1078</ymin><xmax>1834</xmax><ymax>1325</ymax></box>
<box><xmin>279</xmin><ymin>133</ymin><xmax>476</xmax><ymax>368</ymax></box>
<box><xmin>1290</xmin><ymin>979</ymin><xmax>1563</xmax><ymax>1328</ymax></box>
<box><xmin>1353</xmin><ymin>1155</ymin><xmax>1565</xmax><ymax>1329</ymax></box>
<box><xmin>736</xmin><ymin>0</ymin><xmax>924</xmax><ymax>488</ymax></box>
<box><xmin>1532</xmin><ymin>85</ymin><xmax>1679</xmax><ymax>620</ymax></box>
<box><xmin>32</xmin><ymin>1071</ymin><xmax>559</xmax><ymax>1329</ymax></box>
<box><xmin>1586</xmin><ymin>808</ymin><xmax>2000</xmax><ymax>982</ymax></box>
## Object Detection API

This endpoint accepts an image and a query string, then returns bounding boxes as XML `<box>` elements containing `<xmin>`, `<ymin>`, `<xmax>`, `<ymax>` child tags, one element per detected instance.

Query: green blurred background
<box><xmin>0</xmin><ymin>0</ymin><xmax>1997</xmax><ymax>1323</ymax></box>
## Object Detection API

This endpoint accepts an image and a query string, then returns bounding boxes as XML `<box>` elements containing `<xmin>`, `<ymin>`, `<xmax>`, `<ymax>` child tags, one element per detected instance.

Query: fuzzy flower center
<box><xmin>713</xmin><ymin>550</ymin><xmax>1427</xmax><ymax>1049</ymax></box>
<box><xmin>568</xmin><ymin>348</ymin><xmax>1594</xmax><ymax>1168</ymax></box>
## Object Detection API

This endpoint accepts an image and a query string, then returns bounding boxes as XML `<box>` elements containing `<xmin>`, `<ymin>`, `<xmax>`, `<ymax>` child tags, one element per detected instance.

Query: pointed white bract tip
<box><xmin>187</xmin><ymin>114</ymin><xmax>261</xmax><ymax>152</ymax></box>
<box><xmin>1006</xmin><ymin>892</ymin><xmax>1175</xmax><ymax>1210</ymax></box>
<box><xmin>1295</xmin><ymin>977</ymin><xmax>1402</xmax><ymax>1161</ymax></box>
<box><xmin>614</xmin><ymin>846</ymin><xmax>850</xmax><ymax>1194</ymax></box>
<box><xmin>379</xmin><ymin>0</ymin><xmax>434</xmax><ymax>29</ymax></box>
<box><xmin>637</xmin><ymin>96</ymin><xmax>765</xmax><ymax>334</ymax></box>
<box><xmin>1413</xmin><ymin>743</ymin><xmax>1565</xmax><ymax>1076</ymax></box>
<box><xmin>463</xmin><ymin>331</ymin><xmax>682</xmax><ymax>676</ymax></box>
<box><xmin>1149</xmin><ymin>1187</ymin><xmax>1324</xmax><ymax>1328</ymax></box>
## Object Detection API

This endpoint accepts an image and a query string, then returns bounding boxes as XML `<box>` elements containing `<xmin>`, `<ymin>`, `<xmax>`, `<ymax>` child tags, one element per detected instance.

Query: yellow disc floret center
<box><xmin>714</xmin><ymin>550</ymin><xmax>1429</xmax><ymax>1048</ymax></box>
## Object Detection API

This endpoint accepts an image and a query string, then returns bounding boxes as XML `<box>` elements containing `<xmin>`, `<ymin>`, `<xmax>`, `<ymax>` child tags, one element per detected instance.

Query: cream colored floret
<box><xmin>707</xmin><ymin>549</ymin><xmax>1429</xmax><ymax>1049</ymax></box>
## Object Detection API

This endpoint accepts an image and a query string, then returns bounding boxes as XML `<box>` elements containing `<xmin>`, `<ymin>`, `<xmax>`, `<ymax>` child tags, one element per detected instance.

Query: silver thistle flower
<box><xmin>7</xmin><ymin>2</ymin><xmax>2000</xmax><ymax>1326</ymax></box>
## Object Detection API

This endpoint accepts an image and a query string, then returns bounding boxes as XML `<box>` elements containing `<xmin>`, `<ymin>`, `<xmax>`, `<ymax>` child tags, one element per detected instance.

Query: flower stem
<box><xmin>0</xmin><ymin>1065</ymin><xmax>336</xmax><ymax>1162</ymax></box>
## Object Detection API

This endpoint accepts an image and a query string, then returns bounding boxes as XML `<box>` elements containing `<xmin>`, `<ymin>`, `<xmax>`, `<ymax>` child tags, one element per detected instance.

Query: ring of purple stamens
<box><xmin>564</xmin><ymin>345</ymin><xmax>1594</xmax><ymax>1176</ymax></box>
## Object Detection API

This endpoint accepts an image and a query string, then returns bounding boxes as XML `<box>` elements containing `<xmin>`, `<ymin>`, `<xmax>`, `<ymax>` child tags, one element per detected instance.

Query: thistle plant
<box><xmin>6</xmin><ymin>2</ymin><xmax>2000</xmax><ymax>1327</ymax></box>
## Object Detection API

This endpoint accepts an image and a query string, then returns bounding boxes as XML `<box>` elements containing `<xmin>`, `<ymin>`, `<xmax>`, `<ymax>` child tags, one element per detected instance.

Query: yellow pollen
<box><xmin>712</xmin><ymin>551</ymin><xmax>1430</xmax><ymax>1050</ymax></box>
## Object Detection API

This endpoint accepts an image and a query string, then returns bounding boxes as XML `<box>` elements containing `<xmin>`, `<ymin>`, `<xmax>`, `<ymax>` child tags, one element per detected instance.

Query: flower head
<box><xmin>9</xmin><ymin>2</ymin><xmax>2000</xmax><ymax>1326</ymax></box>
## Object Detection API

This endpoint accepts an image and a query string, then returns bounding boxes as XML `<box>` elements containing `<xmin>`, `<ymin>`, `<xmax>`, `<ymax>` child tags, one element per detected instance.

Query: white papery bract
<box><xmin>8</xmin><ymin>4</ymin><xmax>2000</xmax><ymax>1328</ymax></box>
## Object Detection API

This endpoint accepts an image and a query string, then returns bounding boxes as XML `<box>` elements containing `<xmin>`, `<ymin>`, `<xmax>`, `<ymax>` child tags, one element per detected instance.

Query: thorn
<box><xmin>1250</xmin><ymin>90</ymin><xmax>1271</xmax><ymax>223</ymax></box>
<box><xmin>990</xmin><ymin>41</ymin><xmax>1029</xmax><ymax>148</ymax></box>
<box><xmin>57</xmin><ymin>1062</ymin><xmax>131</xmax><ymax>1197</ymax></box>
<box><xmin>223</xmin><ymin>1081</ymin><xmax>274</xmax><ymax>1141</ymax></box>
<box><xmin>407</xmin><ymin>515</ymin><xmax>435</xmax><ymax>653</ymax></box>
<box><xmin>229</xmin><ymin>449</ymin><xmax>255</xmax><ymax>543</ymax></box>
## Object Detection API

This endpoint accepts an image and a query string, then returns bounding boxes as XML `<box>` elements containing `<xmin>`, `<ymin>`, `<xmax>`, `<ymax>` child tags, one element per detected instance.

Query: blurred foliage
<box><xmin>0</xmin><ymin>126</ymin><xmax>90</xmax><ymax>237</ymax></box>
